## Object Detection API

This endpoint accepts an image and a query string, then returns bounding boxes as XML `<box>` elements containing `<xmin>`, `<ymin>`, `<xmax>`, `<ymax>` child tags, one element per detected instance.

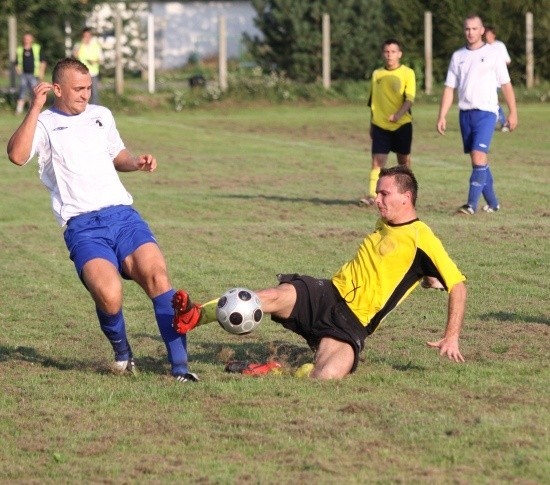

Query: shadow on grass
<box><xmin>0</xmin><ymin>345</ymin><xmax>95</xmax><ymax>371</ymax></box>
<box><xmin>482</xmin><ymin>312</ymin><xmax>550</xmax><ymax>326</ymax></box>
<box><xmin>221</xmin><ymin>194</ymin><xmax>361</xmax><ymax>207</ymax></box>
<box><xmin>0</xmin><ymin>339</ymin><xmax>313</xmax><ymax>374</ymax></box>
<box><xmin>185</xmin><ymin>340</ymin><xmax>312</xmax><ymax>368</ymax></box>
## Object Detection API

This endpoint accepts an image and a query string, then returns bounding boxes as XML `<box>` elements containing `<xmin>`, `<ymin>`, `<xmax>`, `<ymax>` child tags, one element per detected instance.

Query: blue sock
<box><xmin>153</xmin><ymin>290</ymin><xmax>189</xmax><ymax>376</ymax></box>
<box><xmin>467</xmin><ymin>165</ymin><xmax>488</xmax><ymax>210</ymax></box>
<box><xmin>497</xmin><ymin>105</ymin><xmax>506</xmax><ymax>125</ymax></box>
<box><xmin>96</xmin><ymin>308</ymin><xmax>132</xmax><ymax>361</ymax></box>
<box><xmin>482</xmin><ymin>165</ymin><xmax>499</xmax><ymax>208</ymax></box>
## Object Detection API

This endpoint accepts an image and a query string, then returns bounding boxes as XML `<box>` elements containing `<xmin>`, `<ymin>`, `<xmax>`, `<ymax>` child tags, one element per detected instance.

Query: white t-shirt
<box><xmin>444</xmin><ymin>43</ymin><xmax>511</xmax><ymax>113</ymax></box>
<box><xmin>491</xmin><ymin>39</ymin><xmax>511</xmax><ymax>64</ymax></box>
<box><xmin>28</xmin><ymin>104</ymin><xmax>132</xmax><ymax>226</ymax></box>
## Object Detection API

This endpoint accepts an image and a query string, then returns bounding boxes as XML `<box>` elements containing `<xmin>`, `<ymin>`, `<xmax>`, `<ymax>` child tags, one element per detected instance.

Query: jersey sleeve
<box><xmin>417</xmin><ymin>225</ymin><xmax>466</xmax><ymax>292</ymax></box>
<box><xmin>404</xmin><ymin>67</ymin><xmax>416</xmax><ymax>103</ymax></box>
<box><xmin>28</xmin><ymin>120</ymin><xmax>50</xmax><ymax>165</ymax></box>
<box><xmin>444</xmin><ymin>53</ymin><xmax>459</xmax><ymax>89</ymax></box>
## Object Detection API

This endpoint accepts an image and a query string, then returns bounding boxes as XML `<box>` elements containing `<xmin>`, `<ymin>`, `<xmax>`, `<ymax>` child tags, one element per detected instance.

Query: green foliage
<box><xmin>245</xmin><ymin>0</ymin><xmax>550</xmax><ymax>84</ymax></box>
<box><xmin>244</xmin><ymin>0</ymin><xmax>385</xmax><ymax>82</ymax></box>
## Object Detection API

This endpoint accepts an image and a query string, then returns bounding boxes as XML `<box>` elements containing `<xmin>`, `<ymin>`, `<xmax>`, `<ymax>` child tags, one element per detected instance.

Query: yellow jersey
<box><xmin>370</xmin><ymin>65</ymin><xmax>416</xmax><ymax>131</ymax></box>
<box><xmin>332</xmin><ymin>218</ymin><xmax>465</xmax><ymax>334</ymax></box>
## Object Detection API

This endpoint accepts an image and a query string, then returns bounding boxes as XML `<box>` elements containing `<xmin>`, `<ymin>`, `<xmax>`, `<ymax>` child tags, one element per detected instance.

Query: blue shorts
<box><xmin>63</xmin><ymin>205</ymin><xmax>158</xmax><ymax>280</ymax></box>
<box><xmin>371</xmin><ymin>122</ymin><xmax>412</xmax><ymax>155</ymax></box>
<box><xmin>18</xmin><ymin>73</ymin><xmax>38</xmax><ymax>100</ymax></box>
<box><xmin>459</xmin><ymin>110</ymin><xmax>497</xmax><ymax>154</ymax></box>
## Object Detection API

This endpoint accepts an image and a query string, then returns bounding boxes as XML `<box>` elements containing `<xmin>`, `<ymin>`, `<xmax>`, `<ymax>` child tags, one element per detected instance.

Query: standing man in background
<box><xmin>437</xmin><ymin>14</ymin><xmax>517</xmax><ymax>216</ymax></box>
<box><xmin>484</xmin><ymin>25</ymin><xmax>512</xmax><ymax>132</ymax></box>
<box><xmin>360</xmin><ymin>39</ymin><xmax>416</xmax><ymax>206</ymax></box>
<box><xmin>73</xmin><ymin>27</ymin><xmax>102</xmax><ymax>105</ymax></box>
<box><xmin>14</xmin><ymin>33</ymin><xmax>46</xmax><ymax>115</ymax></box>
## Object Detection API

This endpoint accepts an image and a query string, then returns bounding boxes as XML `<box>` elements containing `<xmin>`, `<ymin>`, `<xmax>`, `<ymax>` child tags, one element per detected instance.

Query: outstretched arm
<box><xmin>113</xmin><ymin>149</ymin><xmax>157</xmax><ymax>172</ymax></box>
<box><xmin>427</xmin><ymin>281</ymin><xmax>467</xmax><ymax>362</ymax></box>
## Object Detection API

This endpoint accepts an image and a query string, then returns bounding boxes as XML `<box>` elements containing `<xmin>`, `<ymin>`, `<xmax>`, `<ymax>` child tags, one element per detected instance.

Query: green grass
<box><xmin>0</xmin><ymin>102</ymin><xmax>548</xmax><ymax>483</ymax></box>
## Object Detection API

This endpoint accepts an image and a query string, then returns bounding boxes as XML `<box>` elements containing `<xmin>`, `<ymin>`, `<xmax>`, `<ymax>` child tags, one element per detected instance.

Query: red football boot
<box><xmin>172</xmin><ymin>290</ymin><xmax>201</xmax><ymax>334</ymax></box>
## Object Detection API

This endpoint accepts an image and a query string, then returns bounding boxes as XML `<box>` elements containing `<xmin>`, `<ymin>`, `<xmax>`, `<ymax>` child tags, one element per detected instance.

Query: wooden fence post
<box><xmin>147</xmin><ymin>12</ymin><xmax>155</xmax><ymax>94</ymax></box>
<box><xmin>219</xmin><ymin>15</ymin><xmax>228</xmax><ymax>92</ymax></box>
<box><xmin>8</xmin><ymin>15</ymin><xmax>17</xmax><ymax>89</ymax></box>
<box><xmin>115</xmin><ymin>7</ymin><xmax>124</xmax><ymax>95</ymax></box>
<box><xmin>322</xmin><ymin>13</ymin><xmax>330</xmax><ymax>89</ymax></box>
<box><xmin>424</xmin><ymin>11</ymin><xmax>433</xmax><ymax>95</ymax></box>
<box><xmin>526</xmin><ymin>12</ymin><xmax>534</xmax><ymax>88</ymax></box>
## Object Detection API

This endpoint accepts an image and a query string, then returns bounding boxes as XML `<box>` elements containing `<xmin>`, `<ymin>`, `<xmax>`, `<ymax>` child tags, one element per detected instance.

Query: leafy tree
<box><xmin>244</xmin><ymin>0</ymin><xmax>385</xmax><ymax>82</ymax></box>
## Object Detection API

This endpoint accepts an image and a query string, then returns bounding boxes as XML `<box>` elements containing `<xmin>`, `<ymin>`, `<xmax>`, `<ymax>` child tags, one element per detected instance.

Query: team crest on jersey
<box><xmin>53</xmin><ymin>126</ymin><xmax>68</xmax><ymax>131</ymax></box>
<box><xmin>93</xmin><ymin>118</ymin><xmax>104</xmax><ymax>127</ymax></box>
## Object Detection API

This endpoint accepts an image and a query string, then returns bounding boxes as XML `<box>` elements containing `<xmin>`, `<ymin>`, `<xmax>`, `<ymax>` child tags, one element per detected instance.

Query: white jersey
<box><xmin>491</xmin><ymin>40</ymin><xmax>511</xmax><ymax>64</ymax></box>
<box><xmin>27</xmin><ymin>104</ymin><xmax>132</xmax><ymax>226</ymax></box>
<box><xmin>444</xmin><ymin>43</ymin><xmax>511</xmax><ymax>114</ymax></box>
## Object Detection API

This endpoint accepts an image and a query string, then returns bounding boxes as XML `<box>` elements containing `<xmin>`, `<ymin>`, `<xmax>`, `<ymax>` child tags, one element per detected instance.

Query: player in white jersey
<box><xmin>7</xmin><ymin>58</ymin><xmax>199</xmax><ymax>383</ymax></box>
<box><xmin>437</xmin><ymin>14</ymin><xmax>517</xmax><ymax>216</ymax></box>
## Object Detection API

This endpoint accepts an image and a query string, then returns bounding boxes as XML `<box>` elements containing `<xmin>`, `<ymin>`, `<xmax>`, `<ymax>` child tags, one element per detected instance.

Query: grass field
<box><xmin>0</xmin><ymin>101</ymin><xmax>548</xmax><ymax>483</ymax></box>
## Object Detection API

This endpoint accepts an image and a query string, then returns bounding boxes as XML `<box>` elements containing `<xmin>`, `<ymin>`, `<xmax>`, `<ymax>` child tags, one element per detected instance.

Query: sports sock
<box><xmin>153</xmin><ymin>289</ymin><xmax>189</xmax><ymax>376</ymax></box>
<box><xmin>369</xmin><ymin>167</ymin><xmax>381</xmax><ymax>198</ymax></box>
<box><xmin>497</xmin><ymin>106</ymin><xmax>506</xmax><ymax>126</ymax></box>
<box><xmin>96</xmin><ymin>308</ymin><xmax>132</xmax><ymax>361</ymax></box>
<box><xmin>467</xmin><ymin>165</ymin><xmax>488</xmax><ymax>210</ymax></box>
<box><xmin>481</xmin><ymin>165</ymin><xmax>499</xmax><ymax>208</ymax></box>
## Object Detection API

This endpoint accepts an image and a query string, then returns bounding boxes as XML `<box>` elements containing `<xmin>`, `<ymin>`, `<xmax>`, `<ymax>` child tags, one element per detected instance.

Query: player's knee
<box><xmin>257</xmin><ymin>285</ymin><xmax>295</xmax><ymax>317</ymax></box>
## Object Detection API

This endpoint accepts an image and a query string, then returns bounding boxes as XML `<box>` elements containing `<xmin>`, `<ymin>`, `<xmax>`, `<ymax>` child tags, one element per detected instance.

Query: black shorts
<box><xmin>371</xmin><ymin>122</ymin><xmax>412</xmax><ymax>155</ymax></box>
<box><xmin>272</xmin><ymin>274</ymin><xmax>369</xmax><ymax>373</ymax></box>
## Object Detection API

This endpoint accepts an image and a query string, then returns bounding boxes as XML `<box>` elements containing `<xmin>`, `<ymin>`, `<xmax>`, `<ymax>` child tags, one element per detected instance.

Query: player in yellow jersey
<box><xmin>173</xmin><ymin>166</ymin><xmax>467</xmax><ymax>379</ymax></box>
<box><xmin>360</xmin><ymin>39</ymin><xmax>416</xmax><ymax>206</ymax></box>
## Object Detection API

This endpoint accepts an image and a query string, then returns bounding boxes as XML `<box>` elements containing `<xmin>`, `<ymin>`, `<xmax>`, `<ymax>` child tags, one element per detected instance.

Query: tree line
<box><xmin>1</xmin><ymin>0</ymin><xmax>548</xmax><ymax>87</ymax></box>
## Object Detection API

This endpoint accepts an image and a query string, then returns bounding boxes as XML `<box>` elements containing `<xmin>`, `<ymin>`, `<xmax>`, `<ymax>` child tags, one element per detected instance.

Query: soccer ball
<box><xmin>216</xmin><ymin>288</ymin><xmax>263</xmax><ymax>335</ymax></box>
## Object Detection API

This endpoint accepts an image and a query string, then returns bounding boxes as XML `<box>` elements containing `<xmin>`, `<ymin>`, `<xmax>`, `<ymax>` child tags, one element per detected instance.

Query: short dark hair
<box><xmin>484</xmin><ymin>25</ymin><xmax>496</xmax><ymax>35</ymax></box>
<box><xmin>379</xmin><ymin>165</ymin><xmax>418</xmax><ymax>206</ymax></box>
<box><xmin>82</xmin><ymin>27</ymin><xmax>93</xmax><ymax>34</ymax></box>
<box><xmin>465</xmin><ymin>13</ymin><xmax>484</xmax><ymax>25</ymax></box>
<box><xmin>52</xmin><ymin>57</ymin><xmax>89</xmax><ymax>84</ymax></box>
<box><xmin>382</xmin><ymin>38</ymin><xmax>402</xmax><ymax>51</ymax></box>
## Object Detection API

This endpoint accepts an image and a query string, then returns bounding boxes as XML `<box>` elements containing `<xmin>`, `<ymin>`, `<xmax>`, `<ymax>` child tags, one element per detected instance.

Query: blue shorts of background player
<box><xmin>459</xmin><ymin>109</ymin><xmax>496</xmax><ymax>154</ymax></box>
<box><xmin>63</xmin><ymin>204</ymin><xmax>196</xmax><ymax>380</ymax></box>
<box><xmin>458</xmin><ymin>110</ymin><xmax>500</xmax><ymax>213</ymax></box>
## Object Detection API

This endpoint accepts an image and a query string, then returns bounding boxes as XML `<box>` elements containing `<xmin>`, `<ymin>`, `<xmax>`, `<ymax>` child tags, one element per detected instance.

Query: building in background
<box><xmin>86</xmin><ymin>1</ymin><xmax>260</xmax><ymax>73</ymax></box>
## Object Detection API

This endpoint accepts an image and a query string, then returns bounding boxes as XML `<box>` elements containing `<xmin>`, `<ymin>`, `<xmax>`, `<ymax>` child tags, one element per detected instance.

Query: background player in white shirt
<box><xmin>437</xmin><ymin>14</ymin><xmax>517</xmax><ymax>215</ymax></box>
<box><xmin>7</xmin><ymin>58</ymin><xmax>198</xmax><ymax>383</ymax></box>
